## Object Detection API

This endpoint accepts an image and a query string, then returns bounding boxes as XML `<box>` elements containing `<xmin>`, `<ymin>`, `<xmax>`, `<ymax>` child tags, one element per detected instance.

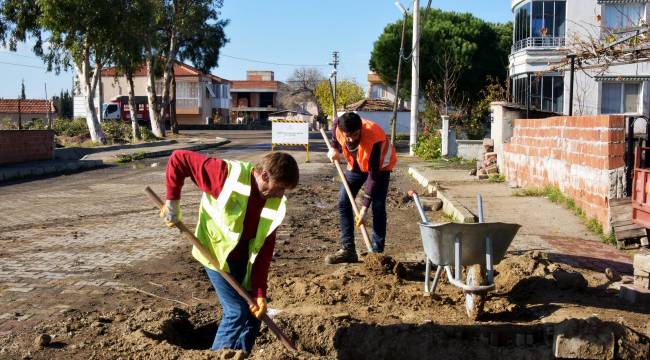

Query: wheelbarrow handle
<box><xmin>408</xmin><ymin>191</ymin><xmax>429</xmax><ymax>224</ymax></box>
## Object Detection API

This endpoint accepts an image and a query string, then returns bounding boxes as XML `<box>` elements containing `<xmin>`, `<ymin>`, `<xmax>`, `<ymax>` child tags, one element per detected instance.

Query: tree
<box><xmin>36</xmin><ymin>0</ymin><xmax>125</xmax><ymax>144</ymax></box>
<box><xmin>280</xmin><ymin>67</ymin><xmax>325</xmax><ymax>120</ymax></box>
<box><xmin>57</xmin><ymin>89</ymin><xmax>73</xmax><ymax>118</ymax></box>
<box><xmin>20</xmin><ymin>78</ymin><xmax>25</xmax><ymax>99</ymax></box>
<box><xmin>0</xmin><ymin>0</ymin><xmax>43</xmax><ymax>53</ymax></box>
<box><xmin>314</xmin><ymin>79</ymin><xmax>365</xmax><ymax>118</ymax></box>
<box><xmin>369</xmin><ymin>9</ymin><xmax>511</xmax><ymax>101</ymax></box>
<box><xmin>143</xmin><ymin>0</ymin><xmax>229</xmax><ymax>137</ymax></box>
<box><xmin>109</xmin><ymin>0</ymin><xmax>155</xmax><ymax>141</ymax></box>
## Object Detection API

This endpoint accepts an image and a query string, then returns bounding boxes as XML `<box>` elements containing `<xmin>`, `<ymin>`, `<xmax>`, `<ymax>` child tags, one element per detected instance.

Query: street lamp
<box><xmin>395</xmin><ymin>1</ymin><xmax>408</xmax><ymax>15</ymax></box>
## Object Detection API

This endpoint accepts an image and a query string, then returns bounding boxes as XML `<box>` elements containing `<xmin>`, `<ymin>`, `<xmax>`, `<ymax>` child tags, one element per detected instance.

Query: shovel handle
<box><xmin>319</xmin><ymin>128</ymin><xmax>374</xmax><ymax>253</ymax></box>
<box><xmin>144</xmin><ymin>187</ymin><xmax>296</xmax><ymax>352</ymax></box>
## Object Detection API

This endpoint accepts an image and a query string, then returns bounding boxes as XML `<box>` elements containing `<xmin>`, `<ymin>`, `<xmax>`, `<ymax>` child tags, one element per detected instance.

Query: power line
<box><xmin>0</xmin><ymin>60</ymin><xmax>47</xmax><ymax>70</ymax></box>
<box><xmin>0</xmin><ymin>49</ymin><xmax>42</xmax><ymax>61</ymax></box>
<box><xmin>0</xmin><ymin>49</ymin><xmax>329</xmax><ymax>69</ymax></box>
<box><xmin>221</xmin><ymin>53</ymin><xmax>328</xmax><ymax>67</ymax></box>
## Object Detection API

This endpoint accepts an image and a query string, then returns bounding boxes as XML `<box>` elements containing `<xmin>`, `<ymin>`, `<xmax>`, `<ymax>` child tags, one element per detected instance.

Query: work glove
<box><xmin>159</xmin><ymin>199</ymin><xmax>181</xmax><ymax>228</ymax></box>
<box><xmin>249</xmin><ymin>297</ymin><xmax>267</xmax><ymax>320</ymax></box>
<box><xmin>355</xmin><ymin>206</ymin><xmax>368</xmax><ymax>227</ymax></box>
<box><xmin>327</xmin><ymin>147</ymin><xmax>340</xmax><ymax>163</ymax></box>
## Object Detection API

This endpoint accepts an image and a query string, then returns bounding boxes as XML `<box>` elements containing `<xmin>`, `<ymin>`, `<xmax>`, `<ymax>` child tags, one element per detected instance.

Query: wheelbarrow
<box><xmin>409</xmin><ymin>191</ymin><xmax>521</xmax><ymax>320</ymax></box>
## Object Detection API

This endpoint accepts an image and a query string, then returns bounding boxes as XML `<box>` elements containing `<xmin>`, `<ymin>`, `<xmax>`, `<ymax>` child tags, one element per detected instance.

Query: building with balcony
<box><xmin>97</xmin><ymin>61</ymin><xmax>230</xmax><ymax>125</ymax></box>
<box><xmin>509</xmin><ymin>0</ymin><xmax>650</xmax><ymax>117</ymax></box>
<box><xmin>230</xmin><ymin>71</ymin><xmax>280</xmax><ymax>124</ymax></box>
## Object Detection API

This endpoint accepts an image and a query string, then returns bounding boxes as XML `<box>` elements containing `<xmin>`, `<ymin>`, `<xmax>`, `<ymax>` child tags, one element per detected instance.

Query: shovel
<box><xmin>144</xmin><ymin>187</ymin><xmax>296</xmax><ymax>352</ymax></box>
<box><xmin>319</xmin><ymin>128</ymin><xmax>374</xmax><ymax>254</ymax></box>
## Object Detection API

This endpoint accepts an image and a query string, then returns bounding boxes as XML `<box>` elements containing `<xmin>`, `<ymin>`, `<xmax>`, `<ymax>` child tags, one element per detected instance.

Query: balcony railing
<box><xmin>177</xmin><ymin>98</ymin><xmax>199</xmax><ymax>108</ymax></box>
<box><xmin>511</xmin><ymin>36</ymin><xmax>566</xmax><ymax>52</ymax></box>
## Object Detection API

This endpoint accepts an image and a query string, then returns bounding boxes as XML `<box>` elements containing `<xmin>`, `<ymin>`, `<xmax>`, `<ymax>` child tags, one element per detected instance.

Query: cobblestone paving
<box><xmin>0</xmin><ymin>133</ymin><xmax>319</xmax><ymax>331</ymax></box>
<box><xmin>0</xmin><ymin>167</ymin><xmax>192</xmax><ymax>326</ymax></box>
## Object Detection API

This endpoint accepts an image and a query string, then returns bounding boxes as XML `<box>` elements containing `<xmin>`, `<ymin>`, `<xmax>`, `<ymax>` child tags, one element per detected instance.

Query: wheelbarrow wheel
<box><xmin>465</xmin><ymin>264</ymin><xmax>486</xmax><ymax>320</ymax></box>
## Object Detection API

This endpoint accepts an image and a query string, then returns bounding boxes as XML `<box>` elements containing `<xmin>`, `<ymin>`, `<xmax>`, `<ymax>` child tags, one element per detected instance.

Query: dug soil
<box><xmin>1</xmin><ymin>168</ymin><xmax>649</xmax><ymax>359</ymax></box>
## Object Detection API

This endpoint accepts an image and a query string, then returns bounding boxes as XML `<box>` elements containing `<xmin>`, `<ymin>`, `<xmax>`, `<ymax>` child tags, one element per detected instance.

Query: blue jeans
<box><xmin>338</xmin><ymin>170</ymin><xmax>390</xmax><ymax>252</ymax></box>
<box><xmin>204</xmin><ymin>261</ymin><xmax>261</xmax><ymax>352</ymax></box>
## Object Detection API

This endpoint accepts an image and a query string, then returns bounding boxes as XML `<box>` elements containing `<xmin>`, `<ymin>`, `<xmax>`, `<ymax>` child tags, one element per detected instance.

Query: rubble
<box><xmin>475</xmin><ymin>139</ymin><xmax>499</xmax><ymax>179</ymax></box>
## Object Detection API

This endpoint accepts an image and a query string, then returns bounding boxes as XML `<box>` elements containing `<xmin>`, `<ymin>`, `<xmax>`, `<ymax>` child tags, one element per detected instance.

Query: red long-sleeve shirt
<box><xmin>165</xmin><ymin>150</ymin><xmax>276</xmax><ymax>298</ymax></box>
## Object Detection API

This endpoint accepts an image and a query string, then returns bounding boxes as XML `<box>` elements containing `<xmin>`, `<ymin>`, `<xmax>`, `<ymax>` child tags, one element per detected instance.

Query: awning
<box><xmin>595</xmin><ymin>75</ymin><xmax>650</xmax><ymax>81</ymax></box>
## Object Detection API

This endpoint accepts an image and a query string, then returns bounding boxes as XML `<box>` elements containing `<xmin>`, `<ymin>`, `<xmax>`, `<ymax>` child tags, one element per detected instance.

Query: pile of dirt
<box><xmin>363</xmin><ymin>253</ymin><xmax>396</xmax><ymax>275</ymax></box>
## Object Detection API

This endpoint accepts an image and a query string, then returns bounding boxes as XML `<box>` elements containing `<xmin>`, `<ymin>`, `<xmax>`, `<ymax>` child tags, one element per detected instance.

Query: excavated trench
<box><xmin>144</xmin><ymin>307</ymin><xmax>649</xmax><ymax>359</ymax></box>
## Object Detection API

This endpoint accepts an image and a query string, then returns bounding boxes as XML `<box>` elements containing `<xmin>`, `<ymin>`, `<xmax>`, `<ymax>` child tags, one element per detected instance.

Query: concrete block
<box><xmin>633</xmin><ymin>268</ymin><xmax>649</xmax><ymax>277</ymax></box>
<box><xmin>633</xmin><ymin>253</ymin><xmax>650</xmax><ymax>273</ymax></box>
<box><xmin>634</xmin><ymin>276</ymin><xmax>650</xmax><ymax>289</ymax></box>
<box><xmin>619</xmin><ymin>283</ymin><xmax>650</xmax><ymax>304</ymax></box>
<box><xmin>553</xmin><ymin>319</ymin><xmax>615</xmax><ymax>359</ymax></box>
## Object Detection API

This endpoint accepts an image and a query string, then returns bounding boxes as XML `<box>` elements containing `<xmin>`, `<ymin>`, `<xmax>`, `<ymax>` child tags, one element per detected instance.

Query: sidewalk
<box><xmin>407</xmin><ymin>162</ymin><xmax>634</xmax><ymax>276</ymax></box>
<box><xmin>0</xmin><ymin>136</ymin><xmax>229</xmax><ymax>184</ymax></box>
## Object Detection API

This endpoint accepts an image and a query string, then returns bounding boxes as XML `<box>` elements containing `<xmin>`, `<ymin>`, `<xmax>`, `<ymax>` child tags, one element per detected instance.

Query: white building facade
<box><xmin>509</xmin><ymin>0</ymin><xmax>650</xmax><ymax>117</ymax></box>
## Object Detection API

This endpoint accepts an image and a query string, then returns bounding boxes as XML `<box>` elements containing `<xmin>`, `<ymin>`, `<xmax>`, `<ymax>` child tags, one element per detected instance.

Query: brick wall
<box><xmin>503</xmin><ymin>115</ymin><xmax>626</xmax><ymax>230</ymax></box>
<box><xmin>0</xmin><ymin>130</ymin><xmax>54</xmax><ymax>165</ymax></box>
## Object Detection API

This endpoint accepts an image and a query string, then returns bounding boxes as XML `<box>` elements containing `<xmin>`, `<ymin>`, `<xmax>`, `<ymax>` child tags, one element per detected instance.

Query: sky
<box><xmin>0</xmin><ymin>0</ymin><xmax>511</xmax><ymax>99</ymax></box>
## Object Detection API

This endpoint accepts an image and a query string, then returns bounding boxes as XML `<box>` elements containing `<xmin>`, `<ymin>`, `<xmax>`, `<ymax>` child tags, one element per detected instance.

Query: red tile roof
<box><xmin>344</xmin><ymin>98</ymin><xmax>409</xmax><ymax>112</ymax></box>
<box><xmin>0</xmin><ymin>99</ymin><xmax>56</xmax><ymax>114</ymax></box>
<box><xmin>231</xmin><ymin>80</ymin><xmax>279</xmax><ymax>90</ymax></box>
<box><xmin>101</xmin><ymin>60</ymin><xmax>228</xmax><ymax>83</ymax></box>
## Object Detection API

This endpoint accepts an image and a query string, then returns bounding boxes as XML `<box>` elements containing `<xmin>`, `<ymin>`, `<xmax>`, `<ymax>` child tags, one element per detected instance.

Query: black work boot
<box><xmin>325</xmin><ymin>249</ymin><xmax>358</xmax><ymax>264</ymax></box>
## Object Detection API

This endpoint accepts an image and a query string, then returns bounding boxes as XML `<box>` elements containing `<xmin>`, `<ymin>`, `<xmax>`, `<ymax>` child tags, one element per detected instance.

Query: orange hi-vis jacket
<box><xmin>335</xmin><ymin>119</ymin><xmax>397</xmax><ymax>172</ymax></box>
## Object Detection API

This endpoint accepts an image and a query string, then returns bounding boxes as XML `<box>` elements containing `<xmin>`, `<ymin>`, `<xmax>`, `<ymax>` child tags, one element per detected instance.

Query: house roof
<box><xmin>0</xmin><ymin>99</ymin><xmax>56</xmax><ymax>114</ymax></box>
<box><xmin>367</xmin><ymin>72</ymin><xmax>383</xmax><ymax>84</ymax></box>
<box><xmin>344</xmin><ymin>98</ymin><xmax>409</xmax><ymax>112</ymax></box>
<box><xmin>231</xmin><ymin>80</ymin><xmax>279</xmax><ymax>91</ymax></box>
<box><xmin>101</xmin><ymin>60</ymin><xmax>228</xmax><ymax>83</ymax></box>
<box><xmin>269</xmin><ymin>109</ymin><xmax>310</xmax><ymax>116</ymax></box>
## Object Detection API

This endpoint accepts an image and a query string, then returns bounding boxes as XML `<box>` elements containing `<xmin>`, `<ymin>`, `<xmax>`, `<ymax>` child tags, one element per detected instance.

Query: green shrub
<box><xmin>53</xmin><ymin>118</ymin><xmax>90</xmax><ymax>137</ymax></box>
<box><xmin>101</xmin><ymin>120</ymin><xmax>131</xmax><ymax>143</ymax></box>
<box><xmin>413</xmin><ymin>132</ymin><xmax>442</xmax><ymax>160</ymax></box>
<box><xmin>488</xmin><ymin>174</ymin><xmax>505</xmax><ymax>183</ymax></box>
<box><xmin>23</xmin><ymin>118</ymin><xmax>49</xmax><ymax>130</ymax></box>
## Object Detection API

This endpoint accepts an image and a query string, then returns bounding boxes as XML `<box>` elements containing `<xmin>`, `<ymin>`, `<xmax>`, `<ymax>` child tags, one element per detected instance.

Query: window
<box><xmin>512</xmin><ymin>73</ymin><xmax>564</xmax><ymax>113</ymax></box>
<box><xmin>513</xmin><ymin>1</ymin><xmax>566</xmax><ymax>50</ymax></box>
<box><xmin>532</xmin><ymin>1</ymin><xmax>565</xmax><ymax>37</ymax></box>
<box><xmin>514</xmin><ymin>2</ymin><xmax>531</xmax><ymax>43</ymax></box>
<box><xmin>601</xmin><ymin>82</ymin><xmax>640</xmax><ymax>114</ymax></box>
<box><xmin>602</xmin><ymin>3</ymin><xmax>644</xmax><ymax>29</ymax></box>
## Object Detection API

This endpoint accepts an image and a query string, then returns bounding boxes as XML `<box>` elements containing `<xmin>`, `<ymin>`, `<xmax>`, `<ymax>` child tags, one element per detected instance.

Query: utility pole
<box><xmin>390</xmin><ymin>9</ymin><xmax>408</xmax><ymax>144</ymax></box>
<box><xmin>98</xmin><ymin>75</ymin><xmax>104</xmax><ymax>123</ymax></box>
<box><xmin>45</xmin><ymin>83</ymin><xmax>52</xmax><ymax>129</ymax></box>
<box><xmin>409</xmin><ymin>0</ymin><xmax>420</xmax><ymax>156</ymax></box>
<box><xmin>329</xmin><ymin>51</ymin><xmax>340</xmax><ymax>125</ymax></box>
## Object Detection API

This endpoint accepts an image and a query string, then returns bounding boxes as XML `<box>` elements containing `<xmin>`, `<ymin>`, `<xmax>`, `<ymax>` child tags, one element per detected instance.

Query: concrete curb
<box><xmin>0</xmin><ymin>160</ymin><xmax>105</xmax><ymax>184</ymax></box>
<box><xmin>0</xmin><ymin>137</ymin><xmax>230</xmax><ymax>183</ymax></box>
<box><xmin>55</xmin><ymin>139</ymin><xmax>178</xmax><ymax>160</ymax></box>
<box><xmin>407</xmin><ymin>165</ymin><xmax>477</xmax><ymax>223</ymax></box>
<box><xmin>83</xmin><ymin>138</ymin><xmax>231</xmax><ymax>163</ymax></box>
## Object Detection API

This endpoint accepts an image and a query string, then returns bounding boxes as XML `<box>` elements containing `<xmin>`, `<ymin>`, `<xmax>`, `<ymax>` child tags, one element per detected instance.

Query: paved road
<box><xmin>0</xmin><ymin>130</ymin><xmax>327</xmax><ymax>325</ymax></box>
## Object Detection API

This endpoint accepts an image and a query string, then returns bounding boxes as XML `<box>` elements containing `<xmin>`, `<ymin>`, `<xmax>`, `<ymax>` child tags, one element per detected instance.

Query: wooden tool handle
<box><xmin>144</xmin><ymin>187</ymin><xmax>296</xmax><ymax>352</ymax></box>
<box><xmin>319</xmin><ymin>129</ymin><xmax>374</xmax><ymax>253</ymax></box>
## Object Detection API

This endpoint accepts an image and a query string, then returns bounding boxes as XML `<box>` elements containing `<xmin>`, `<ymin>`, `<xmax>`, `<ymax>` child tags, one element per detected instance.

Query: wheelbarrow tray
<box><xmin>419</xmin><ymin>222</ymin><xmax>521</xmax><ymax>267</ymax></box>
